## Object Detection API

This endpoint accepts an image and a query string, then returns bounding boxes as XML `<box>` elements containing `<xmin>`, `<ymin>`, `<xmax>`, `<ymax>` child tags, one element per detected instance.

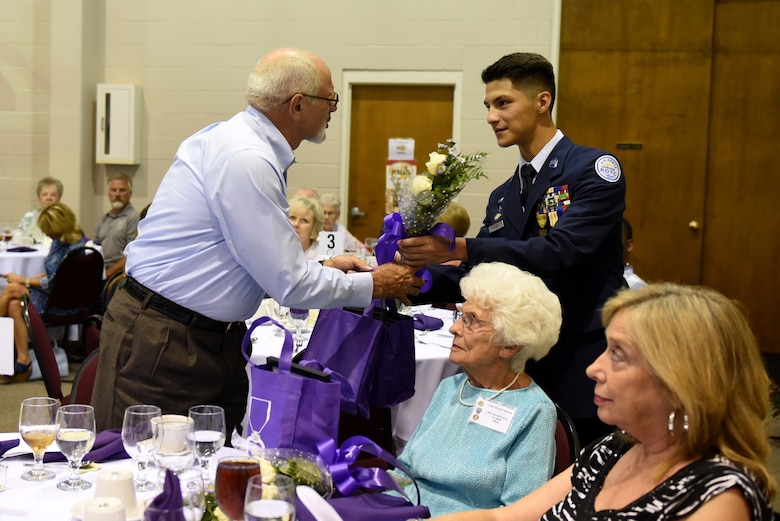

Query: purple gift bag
<box><xmin>301</xmin><ymin>301</ymin><xmax>415</xmax><ymax>418</ymax></box>
<box><xmin>241</xmin><ymin>316</ymin><xmax>341</xmax><ymax>454</ymax></box>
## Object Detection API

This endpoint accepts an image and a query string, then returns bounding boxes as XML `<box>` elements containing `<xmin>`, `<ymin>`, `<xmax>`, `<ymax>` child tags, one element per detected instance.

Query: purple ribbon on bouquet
<box><xmin>315</xmin><ymin>436</ymin><xmax>418</xmax><ymax>502</ymax></box>
<box><xmin>376</xmin><ymin>212</ymin><xmax>456</xmax><ymax>293</ymax></box>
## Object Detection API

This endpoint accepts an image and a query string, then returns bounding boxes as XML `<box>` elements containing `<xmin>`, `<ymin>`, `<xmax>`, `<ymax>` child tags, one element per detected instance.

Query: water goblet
<box><xmin>121</xmin><ymin>404</ymin><xmax>161</xmax><ymax>491</ymax></box>
<box><xmin>187</xmin><ymin>404</ymin><xmax>226</xmax><ymax>490</ymax></box>
<box><xmin>19</xmin><ymin>396</ymin><xmax>59</xmax><ymax>481</ymax></box>
<box><xmin>214</xmin><ymin>456</ymin><xmax>261</xmax><ymax>521</ymax></box>
<box><xmin>153</xmin><ymin>415</ymin><xmax>195</xmax><ymax>474</ymax></box>
<box><xmin>244</xmin><ymin>474</ymin><xmax>296</xmax><ymax>521</ymax></box>
<box><xmin>149</xmin><ymin>467</ymin><xmax>205</xmax><ymax>521</ymax></box>
<box><xmin>289</xmin><ymin>308</ymin><xmax>309</xmax><ymax>351</ymax></box>
<box><xmin>55</xmin><ymin>404</ymin><xmax>96</xmax><ymax>491</ymax></box>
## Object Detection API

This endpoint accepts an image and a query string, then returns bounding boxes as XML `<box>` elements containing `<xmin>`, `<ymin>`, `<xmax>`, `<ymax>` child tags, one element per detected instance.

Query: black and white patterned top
<box><xmin>540</xmin><ymin>432</ymin><xmax>773</xmax><ymax>520</ymax></box>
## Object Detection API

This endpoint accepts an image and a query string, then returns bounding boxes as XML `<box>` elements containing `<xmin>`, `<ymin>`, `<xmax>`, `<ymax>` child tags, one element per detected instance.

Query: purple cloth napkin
<box><xmin>44</xmin><ymin>428</ymin><xmax>129</xmax><ymax>463</ymax></box>
<box><xmin>413</xmin><ymin>313</ymin><xmax>444</xmax><ymax>331</ymax></box>
<box><xmin>0</xmin><ymin>439</ymin><xmax>20</xmax><ymax>456</ymax></box>
<box><xmin>145</xmin><ymin>469</ymin><xmax>185</xmax><ymax>521</ymax></box>
<box><xmin>6</xmin><ymin>246</ymin><xmax>37</xmax><ymax>252</ymax></box>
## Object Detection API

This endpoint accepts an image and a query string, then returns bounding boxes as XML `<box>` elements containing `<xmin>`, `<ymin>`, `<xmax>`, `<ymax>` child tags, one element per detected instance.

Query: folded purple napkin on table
<box><xmin>145</xmin><ymin>469</ymin><xmax>185</xmax><ymax>521</ymax></box>
<box><xmin>6</xmin><ymin>246</ymin><xmax>37</xmax><ymax>252</ymax></box>
<box><xmin>0</xmin><ymin>439</ymin><xmax>20</xmax><ymax>456</ymax></box>
<box><xmin>44</xmin><ymin>428</ymin><xmax>129</xmax><ymax>463</ymax></box>
<box><xmin>413</xmin><ymin>313</ymin><xmax>444</xmax><ymax>331</ymax></box>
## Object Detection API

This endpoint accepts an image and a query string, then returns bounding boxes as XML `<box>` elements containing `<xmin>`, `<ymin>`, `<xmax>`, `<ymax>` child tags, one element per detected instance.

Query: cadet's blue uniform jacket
<box><xmin>423</xmin><ymin>135</ymin><xmax>626</xmax><ymax>420</ymax></box>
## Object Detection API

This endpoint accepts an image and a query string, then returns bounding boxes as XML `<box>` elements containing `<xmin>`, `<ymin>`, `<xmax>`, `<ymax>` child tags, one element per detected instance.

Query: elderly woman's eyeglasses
<box><xmin>452</xmin><ymin>309</ymin><xmax>492</xmax><ymax>331</ymax></box>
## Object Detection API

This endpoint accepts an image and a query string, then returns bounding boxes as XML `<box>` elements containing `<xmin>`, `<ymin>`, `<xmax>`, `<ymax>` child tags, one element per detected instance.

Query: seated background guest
<box><xmin>289</xmin><ymin>195</ymin><xmax>324</xmax><ymax>260</ymax></box>
<box><xmin>622</xmin><ymin>217</ymin><xmax>647</xmax><ymax>290</ymax></box>
<box><xmin>320</xmin><ymin>193</ymin><xmax>364</xmax><ymax>253</ymax></box>
<box><xmin>18</xmin><ymin>176</ymin><xmax>63</xmax><ymax>243</ymax></box>
<box><xmin>94</xmin><ymin>172</ymin><xmax>139</xmax><ymax>279</ymax></box>
<box><xmin>1</xmin><ymin>203</ymin><xmax>87</xmax><ymax>383</ymax></box>
<box><xmin>394</xmin><ymin>262</ymin><xmax>562</xmax><ymax>516</ymax></box>
<box><xmin>433</xmin><ymin>282</ymin><xmax>775</xmax><ymax>521</ymax></box>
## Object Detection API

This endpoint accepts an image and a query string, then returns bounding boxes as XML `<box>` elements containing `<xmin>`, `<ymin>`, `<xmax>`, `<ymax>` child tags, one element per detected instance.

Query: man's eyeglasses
<box><xmin>452</xmin><ymin>309</ymin><xmax>492</xmax><ymax>331</ymax></box>
<box><xmin>294</xmin><ymin>92</ymin><xmax>339</xmax><ymax>110</ymax></box>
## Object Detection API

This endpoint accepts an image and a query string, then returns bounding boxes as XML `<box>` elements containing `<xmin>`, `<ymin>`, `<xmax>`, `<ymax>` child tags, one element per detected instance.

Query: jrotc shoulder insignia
<box><xmin>595</xmin><ymin>155</ymin><xmax>621</xmax><ymax>182</ymax></box>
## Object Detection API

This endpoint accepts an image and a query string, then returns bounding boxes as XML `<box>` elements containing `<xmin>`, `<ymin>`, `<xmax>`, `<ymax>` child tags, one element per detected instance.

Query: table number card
<box><xmin>0</xmin><ymin>316</ymin><xmax>13</xmax><ymax>376</ymax></box>
<box><xmin>318</xmin><ymin>229</ymin><xmax>345</xmax><ymax>259</ymax></box>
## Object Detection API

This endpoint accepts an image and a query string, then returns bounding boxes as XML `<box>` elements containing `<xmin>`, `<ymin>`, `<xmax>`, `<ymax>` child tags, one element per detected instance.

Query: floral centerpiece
<box><xmin>398</xmin><ymin>139</ymin><xmax>488</xmax><ymax>236</ymax></box>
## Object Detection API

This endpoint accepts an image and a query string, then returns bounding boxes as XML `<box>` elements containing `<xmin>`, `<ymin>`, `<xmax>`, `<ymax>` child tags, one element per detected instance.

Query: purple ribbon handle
<box><xmin>376</xmin><ymin>213</ymin><xmax>456</xmax><ymax>293</ymax></box>
<box><xmin>316</xmin><ymin>436</ymin><xmax>420</xmax><ymax>503</ymax></box>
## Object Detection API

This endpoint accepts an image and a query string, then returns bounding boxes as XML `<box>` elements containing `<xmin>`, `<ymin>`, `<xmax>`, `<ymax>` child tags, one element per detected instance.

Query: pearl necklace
<box><xmin>458</xmin><ymin>372</ymin><xmax>521</xmax><ymax>407</ymax></box>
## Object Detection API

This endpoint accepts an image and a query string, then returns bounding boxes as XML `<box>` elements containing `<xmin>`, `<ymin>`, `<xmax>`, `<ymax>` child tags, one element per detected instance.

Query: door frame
<box><xmin>337</xmin><ymin>71</ymin><xmax>464</xmax><ymax>228</ymax></box>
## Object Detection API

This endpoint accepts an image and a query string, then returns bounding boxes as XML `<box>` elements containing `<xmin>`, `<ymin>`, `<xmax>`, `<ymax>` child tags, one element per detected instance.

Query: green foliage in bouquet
<box><xmin>399</xmin><ymin>139</ymin><xmax>488</xmax><ymax>236</ymax></box>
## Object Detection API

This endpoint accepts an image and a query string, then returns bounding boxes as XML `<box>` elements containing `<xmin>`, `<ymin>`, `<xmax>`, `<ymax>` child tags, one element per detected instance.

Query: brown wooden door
<box><xmin>558</xmin><ymin>0</ymin><xmax>713</xmax><ymax>286</ymax></box>
<box><xmin>559</xmin><ymin>0</ymin><xmax>780</xmax><ymax>352</ymax></box>
<box><xmin>347</xmin><ymin>85</ymin><xmax>454</xmax><ymax>242</ymax></box>
<box><xmin>702</xmin><ymin>0</ymin><xmax>780</xmax><ymax>353</ymax></box>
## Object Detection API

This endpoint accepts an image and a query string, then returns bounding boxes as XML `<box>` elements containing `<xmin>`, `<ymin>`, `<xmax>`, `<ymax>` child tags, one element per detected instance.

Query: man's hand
<box><xmin>397</xmin><ymin>236</ymin><xmax>467</xmax><ymax>268</ymax></box>
<box><xmin>323</xmin><ymin>255</ymin><xmax>372</xmax><ymax>273</ymax></box>
<box><xmin>371</xmin><ymin>263</ymin><xmax>424</xmax><ymax>305</ymax></box>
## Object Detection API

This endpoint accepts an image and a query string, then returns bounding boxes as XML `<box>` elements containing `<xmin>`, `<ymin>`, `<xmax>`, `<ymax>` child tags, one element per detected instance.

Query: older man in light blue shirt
<box><xmin>92</xmin><ymin>48</ymin><xmax>421</xmax><ymax>434</ymax></box>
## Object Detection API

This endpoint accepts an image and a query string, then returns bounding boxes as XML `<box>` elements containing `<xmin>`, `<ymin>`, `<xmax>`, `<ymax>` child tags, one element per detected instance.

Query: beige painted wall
<box><xmin>0</xmin><ymin>0</ymin><xmax>560</xmax><ymax>236</ymax></box>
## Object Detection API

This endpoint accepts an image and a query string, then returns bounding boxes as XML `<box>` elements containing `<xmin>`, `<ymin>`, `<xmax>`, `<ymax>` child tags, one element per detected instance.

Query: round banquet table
<box><xmin>0</xmin><ymin>245</ymin><xmax>48</xmax><ymax>289</ymax></box>
<box><xmin>0</xmin><ymin>431</ymin><xmax>245</xmax><ymax>521</ymax></box>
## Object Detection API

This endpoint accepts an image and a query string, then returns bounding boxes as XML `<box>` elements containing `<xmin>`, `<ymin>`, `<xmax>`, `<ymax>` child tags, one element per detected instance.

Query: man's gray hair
<box><xmin>320</xmin><ymin>193</ymin><xmax>341</xmax><ymax>210</ymax></box>
<box><xmin>247</xmin><ymin>51</ymin><xmax>321</xmax><ymax>110</ymax></box>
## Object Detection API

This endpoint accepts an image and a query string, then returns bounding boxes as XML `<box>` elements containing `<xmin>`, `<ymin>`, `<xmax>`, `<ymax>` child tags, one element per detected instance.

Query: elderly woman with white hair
<box><xmin>392</xmin><ymin>261</ymin><xmax>562</xmax><ymax>517</ymax></box>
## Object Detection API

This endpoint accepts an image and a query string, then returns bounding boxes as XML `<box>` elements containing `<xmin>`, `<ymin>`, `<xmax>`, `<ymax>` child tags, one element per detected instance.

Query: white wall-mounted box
<box><xmin>95</xmin><ymin>84</ymin><xmax>142</xmax><ymax>164</ymax></box>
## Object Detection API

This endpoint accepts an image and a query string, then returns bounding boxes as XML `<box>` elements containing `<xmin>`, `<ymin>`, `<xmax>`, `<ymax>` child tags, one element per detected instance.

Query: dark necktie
<box><xmin>520</xmin><ymin>163</ymin><xmax>536</xmax><ymax>210</ymax></box>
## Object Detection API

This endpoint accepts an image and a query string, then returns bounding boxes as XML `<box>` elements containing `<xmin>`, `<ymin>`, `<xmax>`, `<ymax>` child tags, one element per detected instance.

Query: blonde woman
<box><xmin>1</xmin><ymin>203</ymin><xmax>87</xmax><ymax>382</ymax></box>
<box><xmin>289</xmin><ymin>195</ymin><xmax>324</xmax><ymax>260</ymax></box>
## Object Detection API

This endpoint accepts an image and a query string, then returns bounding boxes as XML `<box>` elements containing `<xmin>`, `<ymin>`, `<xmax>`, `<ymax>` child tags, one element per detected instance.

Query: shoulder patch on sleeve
<box><xmin>594</xmin><ymin>155</ymin><xmax>621</xmax><ymax>183</ymax></box>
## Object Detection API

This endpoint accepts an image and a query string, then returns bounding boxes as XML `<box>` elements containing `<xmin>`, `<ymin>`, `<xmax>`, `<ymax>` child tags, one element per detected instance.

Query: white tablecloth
<box><xmin>0</xmin><ymin>247</ymin><xmax>48</xmax><ymax>289</ymax></box>
<box><xmin>243</xmin><ymin>303</ymin><xmax>460</xmax><ymax>452</ymax></box>
<box><xmin>0</xmin><ymin>432</ymin><xmax>244</xmax><ymax>521</ymax></box>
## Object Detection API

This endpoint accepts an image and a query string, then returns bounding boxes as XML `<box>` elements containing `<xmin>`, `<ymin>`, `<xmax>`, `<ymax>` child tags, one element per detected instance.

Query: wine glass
<box><xmin>272</xmin><ymin>301</ymin><xmax>290</xmax><ymax>336</ymax></box>
<box><xmin>214</xmin><ymin>456</ymin><xmax>261</xmax><ymax>521</ymax></box>
<box><xmin>122</xmin><ymin>404</ymin><xmax>161</xmax><ymax>491</ymax></box>
<box><xmin>153</xmin><ymin>415</ymin><xmax>195</xmax><ymax>474</ymax></box>
<box><xmin>149</xmin><ymin>467</ymin><xmax>205</xmax><ymax>521</ymax></box>
<box><xmin>244</xmin><ymin>474</ymin><xmax>296</xmax><ymax>521</ymax></box>
<box><xmin>188</xmin><ymin>404</ymin><xmax>226</xmax><ymax>490</ymax></box>
<box><xmin>55</xmin><ymin>404</ymin><xmax>96</xmax><ymax>491</ymax></box>
<box><xmin>0</xmin><ymin>222</ymin><xmax>11</xmax><ymax>251</ymax></box>
<box><xmin>19</xmin><ymin>397</ymin><xmax>59</xmax><ymax>481</ymax></box>
<box><xmin>289</xmin><ymin>307</ymin><xmax>309</xmax><ymax>351</ymax></box>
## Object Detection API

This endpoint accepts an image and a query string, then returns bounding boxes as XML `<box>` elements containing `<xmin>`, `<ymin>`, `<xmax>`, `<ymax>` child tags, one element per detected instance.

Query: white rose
<box><xmin>411</xmin><ymin>175</ymin><xmax>433</xmax><ymax>195</ymax></box>
<box><xmin>425</xmin><ymin>152</ymin><xmax>447</xmax><ymax>176</ymax></box>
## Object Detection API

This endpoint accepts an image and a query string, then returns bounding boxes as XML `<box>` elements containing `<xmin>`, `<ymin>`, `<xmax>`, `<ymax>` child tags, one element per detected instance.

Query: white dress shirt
<box><xmin>126</xmin><ymin>106</ymin><xmax>372</xmax><ymax>322</ymax></box>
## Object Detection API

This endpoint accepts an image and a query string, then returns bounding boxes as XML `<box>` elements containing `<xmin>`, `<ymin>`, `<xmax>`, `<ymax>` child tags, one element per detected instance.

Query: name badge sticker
<box><xmin>468</xmin><ymin>399</ymin><xmax>516</xmax><ymax>434</ymax></box>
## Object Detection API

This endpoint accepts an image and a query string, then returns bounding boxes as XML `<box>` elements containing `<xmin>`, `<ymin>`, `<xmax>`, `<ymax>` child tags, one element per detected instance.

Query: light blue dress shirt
<box><xmin>126</xmin><ymin>106</ymin><xmax>372</xmax><ymax>322</ymax></box>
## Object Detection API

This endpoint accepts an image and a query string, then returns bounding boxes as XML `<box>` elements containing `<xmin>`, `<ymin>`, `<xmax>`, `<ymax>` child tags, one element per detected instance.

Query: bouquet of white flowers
<box><xmin>397</xmin><ymin>139</ymin><xmax>487</xmax><ymax>236</ymax></box>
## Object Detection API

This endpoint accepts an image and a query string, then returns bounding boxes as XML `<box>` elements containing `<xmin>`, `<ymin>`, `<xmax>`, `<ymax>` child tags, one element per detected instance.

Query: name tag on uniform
<box><xmin>467</xmin><ymin>398</ymin><xmax>516</xmax><ymax>434</ymax></box>
<box><xmin>318</xmin><ymin>230</ymin><xmax>344</xmax><ymax>258</ymax></box>
<box><xmin>488</xmin><ymin>220</ymin><xmax>505</xmax><ymax>234</ymax></box>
